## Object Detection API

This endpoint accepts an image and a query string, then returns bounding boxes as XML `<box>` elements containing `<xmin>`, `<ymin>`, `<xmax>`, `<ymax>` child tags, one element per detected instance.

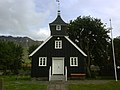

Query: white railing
<box><xmin>49</xmin><ymin>66</ymin><xmax>51</xmax><ymax>81</ymax></box>
<box><xmin>65</xmin><ymin>66</ymin><xmax>67</xmax><ymax>81</ymax></box>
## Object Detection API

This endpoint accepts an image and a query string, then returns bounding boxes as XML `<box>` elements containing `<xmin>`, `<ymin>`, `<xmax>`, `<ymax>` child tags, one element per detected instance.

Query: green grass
<box><xmin>0</xmin><ymin>76</ymin><xmax>47</xmax><ymax>90</ymax></box>
<box><xmin>1</xmin><ymin>76</ymin><xmax>120</xmax><ymax>90</ymax></box>
<box><xmin>68</xmin><ymin>80</ymin><xmax>120</xmax><ymax>90</ymax></box>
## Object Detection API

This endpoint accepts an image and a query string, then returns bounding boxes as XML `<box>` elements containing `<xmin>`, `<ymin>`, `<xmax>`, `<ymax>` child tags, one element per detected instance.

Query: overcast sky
<box><xmin>0</xmin><ymin>0</ymin><xmax>120</xmax><ymax>40</ymax></box>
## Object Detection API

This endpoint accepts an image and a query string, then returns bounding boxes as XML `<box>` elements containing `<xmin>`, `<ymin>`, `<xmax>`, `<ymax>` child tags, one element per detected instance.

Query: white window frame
<box><xmin>39</xmin><ymin>57</ymin><xmax>47</xmax><ymax>66</ymax></box>
<box><xmin>56</xmin><ymin>25</ymin><xmax>61</xmax><ymax>31</ymax></box>
<box><xmin>55</xmin><ymin>40</ymin><xmax>62</xmax><ymax>49</ymax></box>
<box><xmin>70</xmin><ymin>57</ymin><xmax>78</xmax><ymax>66</ymax></box>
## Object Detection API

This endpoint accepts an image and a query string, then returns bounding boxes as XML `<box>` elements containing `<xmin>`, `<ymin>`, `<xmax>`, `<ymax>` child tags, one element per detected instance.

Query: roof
<box><xmin>29</xmin><ymin>36</ymin><xmax>87</xmax><ymax>57</ymax></box>
<box><xmin>29</xmin><ymin>36</ymin><xmax>52</xmax><ymax>57</ymax></box>
<box><xmin>65</xmin><ymin>36</ymin><xmax>87</xmax><ymax>57</ymax></box>
<box><xmin>49</xmin><ymin>15</ymin><xmax>67</xmax><ymax>25</ymax></box>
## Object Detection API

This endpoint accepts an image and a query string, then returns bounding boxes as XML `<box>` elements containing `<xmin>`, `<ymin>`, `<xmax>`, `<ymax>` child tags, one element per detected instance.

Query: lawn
<box><xmin>0</xmin><ymin>76</ymin><xmax>47</xmax><ymax>90</ymax></box>
<box><xmin>68</xmin><ymin>80</ymin><xmax>120</xmax><ymax>90</ymax></box>
<box><xmin>1</xmin><ymin>76</ymin><xmax>120</xmax><ymax>90</ymax></box>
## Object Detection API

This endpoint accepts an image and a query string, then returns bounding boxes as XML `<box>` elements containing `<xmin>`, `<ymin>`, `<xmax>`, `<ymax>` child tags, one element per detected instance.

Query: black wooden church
<box><xmin>29</xmin><ymin>10</ymin><xmax>87</xmax><ymax>81</ymax></box>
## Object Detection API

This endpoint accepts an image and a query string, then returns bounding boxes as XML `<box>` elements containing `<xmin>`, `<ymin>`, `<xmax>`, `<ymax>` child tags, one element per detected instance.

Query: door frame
<box><xmin>52</xmin><ymin>57</ymin><xmax>64</xmax><ymax>75</ymax></box>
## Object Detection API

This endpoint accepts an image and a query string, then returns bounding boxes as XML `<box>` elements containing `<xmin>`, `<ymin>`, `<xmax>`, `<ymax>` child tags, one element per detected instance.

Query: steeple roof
<box><xmin>49</xmin><ymin>12</ymin><xmax>67</xmax><ymax>25</ymax></box>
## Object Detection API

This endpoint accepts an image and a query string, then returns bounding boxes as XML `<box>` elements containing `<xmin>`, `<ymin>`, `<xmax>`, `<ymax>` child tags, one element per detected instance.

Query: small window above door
<box><xmin>56</xmin><ymin>25</ymin><xmax>61</xmax><ymax>31</ymax></box>
<box><xmin>55</xmin><ymin>40</ymin><xmax>62</xmax><ymax>49</ymax></box>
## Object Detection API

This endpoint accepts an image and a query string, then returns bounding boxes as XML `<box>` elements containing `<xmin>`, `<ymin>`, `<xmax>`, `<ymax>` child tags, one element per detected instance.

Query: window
<box><xmin>70</xmin><ymin>57</ymin><xmax>78</xmax><ymax>66</ymax></box>
<box><xmin>55</xmin><ymin>40</ymin><xmax>62</xmax><ymax>49</ymax></box>
<box><xmin>39</xmin><ymin>57</ymin><xmax>47</xmax><ymax>66</ymax></box>
<box><xmin>56</xmin><ymin>25</ymin><xmax>61</xmax><ymax>30</ymax></box>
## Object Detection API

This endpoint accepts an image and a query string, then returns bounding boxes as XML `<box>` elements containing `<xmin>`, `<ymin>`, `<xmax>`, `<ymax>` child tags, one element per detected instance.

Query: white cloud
<box><xmin>62</xmin><ymin>0</ymin><xmax>120</xmax><ymax>37</ymax></box>
<box><xmin>0</xmin><ymin>0</ymin><xmax>120</xmax><ymax>41</ymax></box>
<box><xmin>0</xmin><ymin>0</ymin><xmax>53</xmax><ymax>40</ymax></box>
<box><xmin>28</xmin><ymin>27</ymin><xmax>50</xmax><ymax>41</ymax></box>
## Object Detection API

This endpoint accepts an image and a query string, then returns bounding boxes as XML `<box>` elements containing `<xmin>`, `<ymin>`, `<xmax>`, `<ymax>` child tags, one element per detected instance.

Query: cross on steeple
<box><xmin>56</xmin><ymin>0</ymin><xmax>60</xmax><ymax>15</ymax></box>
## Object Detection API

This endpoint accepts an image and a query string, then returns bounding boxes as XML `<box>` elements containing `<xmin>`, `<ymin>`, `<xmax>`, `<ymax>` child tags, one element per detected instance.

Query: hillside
<box><xmin>0</xmin><ymin>36</ymin><xmax>43</xmax><ymax>47</ymax></box>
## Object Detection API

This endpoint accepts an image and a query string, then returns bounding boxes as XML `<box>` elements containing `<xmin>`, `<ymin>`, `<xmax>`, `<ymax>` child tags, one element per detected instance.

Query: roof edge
<box><xmin>64</xmin><ymin>36</ymin><xmax>87</xmax><ymax>57</ymax></box>
<box><xmin>49</xmin><ymin>15</ymin><xmax>67</xmax><ymax>25</ymax></box>
<box><xmin>29</xmin><ymin>36</ymin><xmax>52</xmax><ymax>57</ymax></box>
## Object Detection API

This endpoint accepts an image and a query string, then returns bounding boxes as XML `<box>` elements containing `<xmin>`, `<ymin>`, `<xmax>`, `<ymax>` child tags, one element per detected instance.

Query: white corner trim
<box><xmin>29</xmin><ymin>36</ymin><xmax>52</xmax><ymax>57</ymax></box>
<box><xmin>65</xmin><ymin>36</ymin><xmax>87</xmax><ymax>57</ymax></box>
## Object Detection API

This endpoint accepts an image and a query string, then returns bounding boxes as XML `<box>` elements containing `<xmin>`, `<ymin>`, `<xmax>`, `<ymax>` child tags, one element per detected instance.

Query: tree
<box><xmin>0</xmin><ymin>40</ymin><xmax>23</xmax><ymax>74</ymax></box>
<box><xmin>113</xmin><ymin>38</ymin><xmax>120</xmax><ymax>79</ymax></box>
<box><xmin>28</xmin><ymin>44</ymin><xmax>39</xmax><ymax>55</ymax></box>
<box><xmin>104</xmin><ymin>37</ymin><xmax>120</xmax><ymax>76</ymax></box>
<box><xmin>68</xmin><ymin>16</ymin><xmax>110</xmax><ymax>77</ymax></box>
<box><xmin>113</xmin><ymin>38</ymin><xmax>120</xmax><ymax>66</ymax></box>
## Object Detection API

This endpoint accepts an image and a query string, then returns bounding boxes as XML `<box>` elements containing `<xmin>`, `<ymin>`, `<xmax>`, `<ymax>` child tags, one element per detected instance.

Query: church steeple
<box><xmin>49</xmin><ymin>0</ymin><xmax>68</xmax><ymax>36</ymax></box>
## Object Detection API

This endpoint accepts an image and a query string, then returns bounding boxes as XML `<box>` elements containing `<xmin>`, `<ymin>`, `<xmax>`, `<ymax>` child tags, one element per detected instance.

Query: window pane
<box><xmin>40</xmin><ymin>60</ymin><xmax>42</xmax><ymax>65</ymax></box>
<box><xmin>71</xmin><ymin>59</ymin><xmax>73</xmax><ymax>65</ymax></box>
<box><xmin>57</xmin><ymin>26</ymin><xmax>60</xmax><ymax>29</ymax></box>
<box><xmin>43</xmin><ymin>59</ymin><xmax>45</xmax><ymax>65</ymax></box>
<box><xmin>74</xmin><ymin>59</ymin><xmax>77</xmax><ymax>65</ymax></box>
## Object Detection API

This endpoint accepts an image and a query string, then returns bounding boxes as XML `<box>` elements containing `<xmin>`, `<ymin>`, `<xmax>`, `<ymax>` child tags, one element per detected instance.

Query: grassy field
<box><xmin>0</xmin><ymin>76</ymin><xmax>47</xmax><ymax>90</ymax></box>
<box><xmin>68</xmin><ymin>80</ymin><xmax>120</xmax><ymax>90</ymax></box>
<box><xmin>1</xmin><ymin>76</ymin><xmax>120</xmax><ymax>90</ymax></box>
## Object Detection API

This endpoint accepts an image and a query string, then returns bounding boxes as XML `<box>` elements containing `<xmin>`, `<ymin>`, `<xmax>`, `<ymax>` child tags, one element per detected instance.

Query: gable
<box><xmin>64</xmin><ymin>36</ymin><xmax>87</xmax><ymax>57</ymax></box>
<box><xmin>29</xmin><ymin>36</ymin><xmax>52</xmax><ymax>57</ymax></box>
<box><xmin>29</xmin><ymin>36</ymin><xmax>87</xmax><ymax>57</ymax></box>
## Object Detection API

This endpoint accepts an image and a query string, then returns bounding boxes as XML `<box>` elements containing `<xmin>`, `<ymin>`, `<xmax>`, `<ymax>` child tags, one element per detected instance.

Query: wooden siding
<box><xmin>31</xmin><ymin>36</ymin><xmax>86</xmax><ymax>79</ymax></box>
<box><xmin>50</xmin><ymin>25</ymin><xmax>67</xmax><ymax>36</ymax></box>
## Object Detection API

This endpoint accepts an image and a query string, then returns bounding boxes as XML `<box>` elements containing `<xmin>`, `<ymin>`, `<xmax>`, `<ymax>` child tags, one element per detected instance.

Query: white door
<box><xmin>52</xmin><ymin>57</ymin><xmax>64</xmax><ymax>75</ymax></box>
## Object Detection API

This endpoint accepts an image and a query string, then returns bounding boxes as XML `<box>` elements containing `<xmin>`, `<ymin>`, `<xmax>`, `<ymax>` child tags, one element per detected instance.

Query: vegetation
<box><xmin>0</xmin><ymin>76</ymin><xmax>47</xmax><ymax>90</ymax></box>
<box><xmin>0</xmin><ymin>36</ymin><xmax>41</xmax><ymax>75</ymax></box>
<box><xmin>28</xmin><ymin>44</ymin><xmax>39</xmax><ymax>55</ymax></box>
<box><xmin>68</xmin><ymin>16</ymin><xmax>110</xmax><ymax>77</ymax></box>
<box><xmin>0</xmin><ymin>40</ymin><xmax>23</xmax><ymax>75</ymax></box>
<box><xmin>1</xmin><ymin>75</ymin><xmax>120</xmax><ymax>90</ymax></box>
<box><xmin>68</xmin><ymin>80</ymin><xmax>120</xmax><ymax>90</ymax></box>
<box><xmin>112</xmin><ymin>38</ymin><xmax>120</xmax><ymax>67</ymax></box>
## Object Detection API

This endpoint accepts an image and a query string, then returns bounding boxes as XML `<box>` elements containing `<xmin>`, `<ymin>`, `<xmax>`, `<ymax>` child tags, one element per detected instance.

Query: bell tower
<box><xmin>49</xmin><ymin>0</ymin><xmax>68</xmax><ymax>36</ymax></box>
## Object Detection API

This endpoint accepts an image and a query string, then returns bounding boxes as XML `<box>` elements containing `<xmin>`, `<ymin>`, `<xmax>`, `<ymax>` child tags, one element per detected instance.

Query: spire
<box><xmin>50</xmin><ymin>0</ymin><xmax>67</xmax><ymax>25</ymax></box>
<box><xmin>56</xmin><ymin>0</ymin><xmax>60</xmax><ymax>15</ymax></box>
<box><xmin>49</xmin><ymin>0</ymin><xmax>68</xmax><ymax>36</ymax></box>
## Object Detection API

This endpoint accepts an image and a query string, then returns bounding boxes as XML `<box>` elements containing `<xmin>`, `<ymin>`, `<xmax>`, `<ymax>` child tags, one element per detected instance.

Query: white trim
<box><xmin>38</xmin><ymin>57</ymin><xmax>47</xmax><ymax>66</ymax></box>
<box><xmin>65</xmin><ymin>36</ymin><xmax>87</xmax><ymax>57</ymax></box>
<box><xmin>29</xmin><ymin>36</ymin><xmax>52</xmax><ymax>57</ymax></box>
<box><xmin>55</xmin><ymin>40</ymin><xmax>62</xmax><ymax>49</ymax></box>
<box><xmin>70</xmin><ymin>57</ymin><xmax>78</xmax><ymax>66</ymax></box>
<box><xmin>52</xmin><ymin>57</ymin><xmax>64</xmax><ymax>75</ymax></box>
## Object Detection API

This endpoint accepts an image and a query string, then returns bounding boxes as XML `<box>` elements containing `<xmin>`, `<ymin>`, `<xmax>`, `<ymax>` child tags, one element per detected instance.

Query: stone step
<box><xmin>51</xmin><ymin>75</ymin><xmax>65</xmax><ymax>81</ymax></box>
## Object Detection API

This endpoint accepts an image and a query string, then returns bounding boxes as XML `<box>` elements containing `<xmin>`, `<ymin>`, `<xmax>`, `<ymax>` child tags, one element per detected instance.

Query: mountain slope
<box><xmin>0</xmin><ymin>36</ymin><xmax>43</xmax><ymax>47</ymax></box>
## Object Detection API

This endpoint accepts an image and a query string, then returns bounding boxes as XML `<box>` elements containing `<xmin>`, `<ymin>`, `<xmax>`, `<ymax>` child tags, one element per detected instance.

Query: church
<box><xmin>29</xmin><ymin>3</ymin><xmax>87</xmax><ymax>81</ymax></box>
